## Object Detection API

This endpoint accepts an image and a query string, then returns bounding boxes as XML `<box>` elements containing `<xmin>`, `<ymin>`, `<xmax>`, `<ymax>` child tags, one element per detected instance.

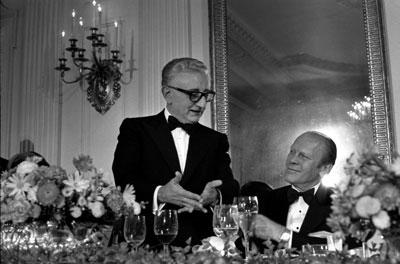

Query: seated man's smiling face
<box><xmin>284</xmin><ymin>133</ymin><xmax>327</xmax><ymax>191</ymax></box>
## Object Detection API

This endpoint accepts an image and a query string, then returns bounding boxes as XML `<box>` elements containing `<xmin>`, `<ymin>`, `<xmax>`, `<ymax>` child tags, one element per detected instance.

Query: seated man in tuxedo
<box><xmin>112</xmin><ymin>57</ymin><xmax>239</xmax><ymax>247</ymax></box>
<box><xmin>251</xmin><ymin>131</ymin><xmax>336</xmax><ymax>250</ymax></box>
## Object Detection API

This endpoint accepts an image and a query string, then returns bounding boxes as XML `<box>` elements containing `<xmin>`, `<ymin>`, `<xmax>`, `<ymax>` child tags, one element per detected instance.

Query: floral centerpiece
<box><xmin>0</xmin><ymin>154</ymin><xmax>144</xmax><ymax>245</ymax></box>
<box><xmin>327</xmin><ymin>151</ymin><xmax>400</xmax><ymax>261</ymax></box>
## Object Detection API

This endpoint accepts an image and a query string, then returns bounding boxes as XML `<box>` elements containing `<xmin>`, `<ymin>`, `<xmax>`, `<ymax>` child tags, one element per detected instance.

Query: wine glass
<box><xmin>235</xmin><ymin>196</ymin><xmax>259</xmax><ymax>261</ymax></box>
<box><xmin>123</xmin><ymin>213</ymin><xmax>146</xmax><ymax>251</ymax></box>
<box><xmin>153</xmin><ymin>209</ymin><xmax>178</xmax><ymax>257</ymax></box>
<box><xmin>212</xmin><ymin>204</ymin><xmax>239</xmax><ymax>246</ymax></box>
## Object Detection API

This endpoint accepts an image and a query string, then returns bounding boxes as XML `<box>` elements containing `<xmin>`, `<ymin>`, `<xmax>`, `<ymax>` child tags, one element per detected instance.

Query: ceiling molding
<box><xmin>227</xmin><ymin>14</ymin><xmax>364</xmax><ymax>76</ymax></box>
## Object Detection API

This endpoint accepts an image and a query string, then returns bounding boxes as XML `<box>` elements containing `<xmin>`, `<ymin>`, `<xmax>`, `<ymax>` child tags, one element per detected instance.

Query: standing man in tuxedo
<box><xmin>112</xmin><ymin>57</ymin><xmax>239</xmax><ymax>247</ymax></box>
<box><xmin>251</xmin><ymin>131</ymin><xmax>336</xmax><ymax>250</ymax></box>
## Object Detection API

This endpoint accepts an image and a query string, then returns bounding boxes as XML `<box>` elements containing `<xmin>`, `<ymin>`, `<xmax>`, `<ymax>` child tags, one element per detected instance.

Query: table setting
<box><xmin>1</xmin><ymin>151</ymin><xmax>399</xmax><ymax>263</ymax></box>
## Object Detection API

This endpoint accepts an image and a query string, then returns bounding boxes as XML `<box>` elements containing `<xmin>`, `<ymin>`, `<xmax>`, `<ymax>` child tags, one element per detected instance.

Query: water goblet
<box><xmin>153</xmin><ymin>209</ymin><xmax>178</xmax><ymax>258</ymax></box>
<box><xmin>212</xmin><ymin>204</ymin><xmax>239</xmax><ymax>247</ymax></box>
<box><xmin>123</xmin><ymin>213</ymin><xmax>146</xmax><ymax>252</ymax></box>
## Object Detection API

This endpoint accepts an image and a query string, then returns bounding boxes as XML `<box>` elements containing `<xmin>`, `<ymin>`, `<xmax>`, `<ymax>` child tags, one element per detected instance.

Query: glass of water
<box><xmin>212</xmin><ymin>204</ymin><xmax>239</xmax><ymax>245</ymax></box>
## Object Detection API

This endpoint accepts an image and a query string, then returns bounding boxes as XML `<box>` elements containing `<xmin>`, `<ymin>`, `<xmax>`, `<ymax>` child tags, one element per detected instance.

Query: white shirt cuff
<box><xmin>152</xmin><ymin>185</ymin><xmax>165</xmax><ymax>214</ymax></box>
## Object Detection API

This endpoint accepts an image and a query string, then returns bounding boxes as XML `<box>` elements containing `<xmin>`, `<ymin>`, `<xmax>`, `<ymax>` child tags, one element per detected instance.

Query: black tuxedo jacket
<box><xmin>112</xmin><ymin>111</ymin><xmax>239</xmax><ymax>247</ymax></box>
<box><xmin>259</xmin><ymin>185</ymin><xmax>333</xmax><ymax>250</ymax></box>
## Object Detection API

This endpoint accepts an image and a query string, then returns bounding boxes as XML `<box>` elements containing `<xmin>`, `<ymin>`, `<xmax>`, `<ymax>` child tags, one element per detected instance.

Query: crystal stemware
<box><xmin>153</xmin><ymin>209</ymin><xmax>178</xmax><ymax>257</ymax></box>
<box><xmin>212</xmin><ymin>204</ymin><xmax>239</xmax><ymax>247</ymax></box>
<box><xmin>123</xmin><ymin>213</ymin><xmax>146</xmax><ymax>251</ymax></box>
<box><xmin>236</xmin><ymin>196</ymin><xmax>259</xmax><ymax>261</ymax></box>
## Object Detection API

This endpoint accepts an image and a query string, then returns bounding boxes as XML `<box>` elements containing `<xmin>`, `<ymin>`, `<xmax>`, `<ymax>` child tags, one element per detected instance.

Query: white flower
<box><xmin>70</xmin><ymin>206</ymin><xmax>82</xmax><ymax>218</ymax></box>
<box><xmin>132</xmin><ymin>201</ymin><xmax>141</xmax><ymax>215</ymax></box>
<box><xmin>122</xmin><ymin>184</ymin><xmax>136</xmax><ymax>207</ymax></box>
<box><xmin>88</xmin><ymin>201</ymin><xmax>105</xmax><ymax>218</ymax></box>
<box><xmin>63</xmin><ymin>171</ymin><xmax>90</xmax><ymax>193</ymax></box>
<box><xmin>16</xmin><ymin>161</ymin><xmax>38</xmax><ymax>175</ymax></box>
<box><xmin>26</xmin><ymin>185</ymin><xmax>38</xmax><ymax>202</ymax></box>
<box><xmin>355</xmin><ymin>196</ymin><xmax>381</xmax><ymax>218</ymax></box>
<box><xmin>208</xmin><ymin>236</ymin><xmax>225</xmax><ymax>251</ymax></box>
<box><xmin>351</xmin><ymin>185</ymin><xmax>365</xmax><ymax>198</ymax></box>
<box><xmin>372</xmin><ymin>210</ymin><xmax>391</xmax><ymax>229</ymax></box>
<box><xmin>5</xmin><ymin>173</ymin><xmax>31</xmax><ymax>198</ymax></box>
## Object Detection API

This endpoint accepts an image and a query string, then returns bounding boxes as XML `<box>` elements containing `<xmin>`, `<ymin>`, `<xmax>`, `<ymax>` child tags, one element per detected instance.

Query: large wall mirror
<box><xmin>209</xmin><ymin>0</ymin><xmax>393</xmax><ymax>187</ymax></box>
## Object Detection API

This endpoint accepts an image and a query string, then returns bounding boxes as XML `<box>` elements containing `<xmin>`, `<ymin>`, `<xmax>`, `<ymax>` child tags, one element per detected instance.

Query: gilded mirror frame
<box><xmin>208</xmin><ymin>0</ymin><xmax>394</xmax><ymax>162</ymax></box>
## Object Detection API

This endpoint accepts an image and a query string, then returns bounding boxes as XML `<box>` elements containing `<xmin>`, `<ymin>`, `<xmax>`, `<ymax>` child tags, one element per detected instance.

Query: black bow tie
<box><xmin>168</xmin><ymin>116</ymin><xmax>194</xmax><ymax>135</ymax></box>
<box><xmin>287</xmin><ymin>188</ymin><xmax>315</xmax><ymax>205</ymax></box>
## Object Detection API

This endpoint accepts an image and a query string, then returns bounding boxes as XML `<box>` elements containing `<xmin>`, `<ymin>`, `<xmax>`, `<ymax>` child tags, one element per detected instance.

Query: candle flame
<box><xmin>72</xmin><ymin>9</ymin><xmax>76</xmax><ymax>18</ymax></box>
<box><xmin>92</xmin><ymin>0</ymin><xmax>96</xmax><ymax>6</ymax></box>
<box><xmin>61</xmin><ymin>31</ymin><xmax>65</xmax><ymax>37</ymax></box>
<box><xmin>97</xmin><ymin>4</ymin><xmax>102</xmax><ymax>12</ymax></box>
<box><xmin>114</xmin><ymin>21</ymin><xmax>118</xmax><ymax>28</ymax></box>
<box><xmin>79</xmin><ymin>17</ymin><xmax>83</xmax><ymax>26</ymax></box>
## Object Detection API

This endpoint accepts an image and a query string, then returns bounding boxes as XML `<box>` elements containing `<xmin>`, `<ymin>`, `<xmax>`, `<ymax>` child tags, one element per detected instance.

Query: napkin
<box><xmin>308</xmin><ymin>231</ymin><xmax>342</xmax><ymax>251</ymax></box>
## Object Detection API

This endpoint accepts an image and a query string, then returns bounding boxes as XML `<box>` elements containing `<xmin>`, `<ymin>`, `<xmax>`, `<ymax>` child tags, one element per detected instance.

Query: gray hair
<box><xmin>161</xmin><ymin>57</ymin><xmax>208</xmax><ymax>86</ymax></box>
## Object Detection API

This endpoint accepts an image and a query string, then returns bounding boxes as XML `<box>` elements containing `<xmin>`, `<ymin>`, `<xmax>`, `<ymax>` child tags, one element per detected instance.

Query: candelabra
<box><xmin>55</xmin><ymin>27</ymin><xmax>123</xmax><ymax>114</ymax></box>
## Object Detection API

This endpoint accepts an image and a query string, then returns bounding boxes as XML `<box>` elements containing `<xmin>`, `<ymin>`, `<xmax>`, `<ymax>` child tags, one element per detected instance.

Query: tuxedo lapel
<box><xmin>181</xmin><ymin>125</ymin><xmax>210</xmax><ymax>185</ymax></box>
<box><xmin>144</xmin><ymin>112</ymin><xmax>181</xmax><ymax>174</ymax></box>
<box><xmin>277</xmin><ymin>187</ymin><xmax>291</xmax><ymax>225</ymax></box>
<box><xmin>299</xmin><ymin>186</ymin><xmax>331</xmax><ymax>234</ymax></box>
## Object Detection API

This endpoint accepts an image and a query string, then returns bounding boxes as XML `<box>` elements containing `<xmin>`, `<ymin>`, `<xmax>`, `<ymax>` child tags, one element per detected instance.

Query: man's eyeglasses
<box><xmin>165</xmin><ymin>85</ymin><xmax>216</xmax><ymax>103</ymax></box>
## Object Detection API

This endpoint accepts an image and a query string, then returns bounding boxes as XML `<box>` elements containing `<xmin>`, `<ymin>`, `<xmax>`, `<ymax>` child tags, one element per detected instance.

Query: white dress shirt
<box><xmin>285</xmin><ymin>183</ymin><xmax>320</xmax><ymax>248</ymax></box>
<box><xmin>153</xmin><ymin>109</ymin><xmax>190</xmax><ymax>213</ymax></box>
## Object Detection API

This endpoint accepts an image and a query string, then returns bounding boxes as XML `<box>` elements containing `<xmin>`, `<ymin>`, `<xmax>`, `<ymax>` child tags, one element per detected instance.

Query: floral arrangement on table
<box><xmin>0</xmin><ymin>154</ymin><xmax>143</xmax><ymax>226</ymax></box>
<box><xmin>327</xmin><ymin>151</ymin><xmax>400</xmax><ymax>260</ymax></box>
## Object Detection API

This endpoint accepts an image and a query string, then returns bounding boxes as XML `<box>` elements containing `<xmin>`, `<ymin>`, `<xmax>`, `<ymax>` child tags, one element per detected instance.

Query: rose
<box><xmin>372</xmin><ymin>210</ymin><xmax>391</xmax><ymax>229</ymax></box>
<box><xmin>351</xmin><ymin>185</ymin><xmax>365</xmax><ymax>198</ymax></box>
<box><xmin>355</xmin><ymin>195</ymin><xmax>381</xmax><ymax>218</ymax></box>
<box><xmin>88</xmin><ymin>201</ymin><xmax>106</xmax><ymax>218</ymax></box>
<box><xmin>16</xmin><ymin>161</ymin><xmax>38</xmax><ymax>175</ymax></box>
<box><xmin>374</xmin><ymin>183</ymin><xmax>400</xmax><ymax>211</ymax></box>
<box><xmin>10</xmin><ymin>198</ymin><xmax>31</xmax><ymax>223</ymax></box>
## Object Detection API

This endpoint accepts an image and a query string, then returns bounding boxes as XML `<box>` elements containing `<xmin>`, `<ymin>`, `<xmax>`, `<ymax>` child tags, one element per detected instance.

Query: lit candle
<box><xmin>114</xmin><ymin>20</ymin><xmax>118</xmax><ymax>50</ymax></box>
<box><xmin>71</xmin><ymin>9</ymin><xmax>76</xmax><ymax>37</ymax></box>
<box><xmin>92</xmin><ymin>0</ymin><xmax>96</xmax><ymax>27</ymax></box>
<box><xmin>61</xmin><ymin>30</ymin><xmax>66</xmax><ymax>57</ymax></box>
<box><xmin>79</xmin><ymin>17</ymin><xmax>84</xmax><ymax>48</ymax></box>
<box><xmin>97</xmin><ymin>4</ymin><xmax>102</xmax><ymax>30</ymax></box>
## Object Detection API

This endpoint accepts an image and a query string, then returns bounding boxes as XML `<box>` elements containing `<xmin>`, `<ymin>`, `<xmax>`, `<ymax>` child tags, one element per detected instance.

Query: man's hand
<box><xmin>200</xmin><ymin>180</ymin><xmax>222</xmax><ymax>206</ymax></box>
<box><xmin>251</xmin><ymin>214</ymin><xmax>286</xmax><ymax>242</ymax></box>
<box><xmin>158</xmin><ymin>171</ymin><xmax>206</xmax><ymax>213</ymax></box>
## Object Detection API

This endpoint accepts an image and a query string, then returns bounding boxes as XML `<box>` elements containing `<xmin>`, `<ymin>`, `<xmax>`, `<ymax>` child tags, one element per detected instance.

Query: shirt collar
<box><xmin>164</xmin><ymin>108</ymin><xmax>172</xmax><ymax>122</ymax></box>
<box><xmin>292</xmin><ymin>182</ymin><xmax>321</xmax><ymax>195</ymax></box>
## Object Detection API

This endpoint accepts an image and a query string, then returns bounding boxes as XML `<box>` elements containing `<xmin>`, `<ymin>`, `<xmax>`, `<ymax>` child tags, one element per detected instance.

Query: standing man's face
<box><xmin>283</xmin><ymin>134</ymin><xmax>328</xmax><ymax>191</ymax></box>
<box><xmin>164</xmin><ymin>71</ymin><xmax>209</xmax><ymax>124</ymax></box>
